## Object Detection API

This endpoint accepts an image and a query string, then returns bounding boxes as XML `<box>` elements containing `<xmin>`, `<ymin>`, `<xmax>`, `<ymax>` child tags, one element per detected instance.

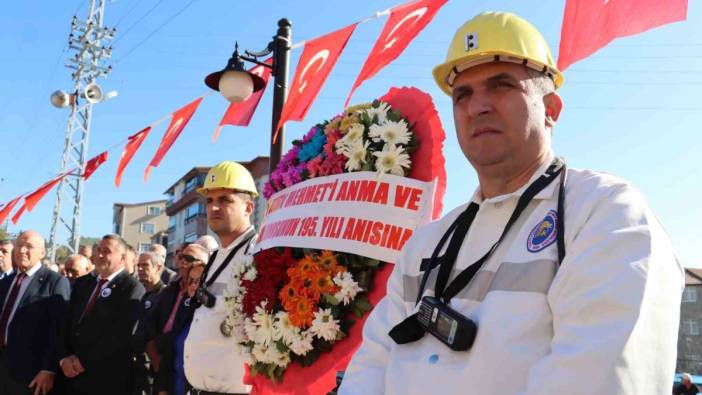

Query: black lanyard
<box><xmin>418</xmin><ymin>157</ymin><xmax>567</xmax><ymax>304</ymax></box>
<box><xmin>201</xmin><ymin>228</ymin><xmax>256</xmax><ymax>288</ymax></box>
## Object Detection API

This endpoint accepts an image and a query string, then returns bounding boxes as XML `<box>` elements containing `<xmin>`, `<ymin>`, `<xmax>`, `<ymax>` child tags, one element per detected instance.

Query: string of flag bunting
<box><xmin>0</xmin><ymin>0</ymin><xmax>688</xmax><ymax>226</ymax></box>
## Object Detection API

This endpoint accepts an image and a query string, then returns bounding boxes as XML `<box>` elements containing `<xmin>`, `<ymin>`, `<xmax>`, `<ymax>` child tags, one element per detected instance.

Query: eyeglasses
<box><xmin>177</xmin><ymin>253</ymin><xmax>202</xmax><ymax>264</ymax></box>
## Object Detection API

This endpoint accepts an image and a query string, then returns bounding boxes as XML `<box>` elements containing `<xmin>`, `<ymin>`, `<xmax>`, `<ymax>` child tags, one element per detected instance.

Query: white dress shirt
<box><xmin>184</xmin><ymin>228</ymin><xmax>256</xmax><ymax>393</ymax></box>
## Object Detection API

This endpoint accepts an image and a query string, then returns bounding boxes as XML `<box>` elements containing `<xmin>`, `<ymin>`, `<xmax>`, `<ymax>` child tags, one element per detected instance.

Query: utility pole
<box><xmin>48</xmin><ymin>0</ymin><xmax>115</xmax><ymax>260</ymax></box>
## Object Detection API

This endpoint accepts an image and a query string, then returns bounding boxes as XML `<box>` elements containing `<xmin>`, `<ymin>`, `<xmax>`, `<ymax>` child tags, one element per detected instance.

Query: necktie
<box><xmin>81</xmin><ymin>278</ymin><xmax>108</xmax><ymax>321</ymax></box>
<box><xmin>0</xmin><ymin>273</ymin><xmax>27</xmax><ymax>346</ymax></box>
<box><xmin>163</xmin><ymin>289</ymin><xmax>185</xmax><ymax>333</ymax></box>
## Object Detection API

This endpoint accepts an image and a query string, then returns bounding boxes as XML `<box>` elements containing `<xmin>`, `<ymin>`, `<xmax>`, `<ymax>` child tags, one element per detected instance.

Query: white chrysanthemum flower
<box><xmin>251</xmin><ymin>303</ymin><xmax>275</xmax><ymax>346</ymax></box>
<box><xmin>337</xmin><ymin>139</ymin><xmax>370</xmax><ymax>171</ymax></box>
<box><xmin>244</xmin><ymin>318</ymin><xmax>258</xmax><ymax>343</ymax></box>
<box><xmin>309</xmin><ymin>308</ymin><xmax>340</xmax><ymax>341</ymax></box>
<box><xmin>288</xmin><ymin>331</ymin><xmax>314</xmax><ymax>356</ymax></box>
<box><xmin>273</xmin><ymin>348</ymin><xmax>291</xmax><ymax>368</ymax></box>
<box><xmin>372</xmin><ymin>144</ymin><xmax>411</xmax><ymax>176</ymax></box>
<box><xmin>335</xmin><ymin>124</ymin><xmax>365</xmax><ymax>153</ymax></box>
<box><xmin>368</xmin><ymin>120</ymin><xmax>411</xmax><ymax>146</ymax></box>
<box><xmin>252</xmin><ymin>343</ymin><xmax>276</xmax><ymax>364</ymax></box>
<box><xmin>343</xmin><ymin>122</ymin><xmax>365</xmax><ymax>139</ymax></box>
<box><xmin>273</xmin><ymin>311</ymin><xmax>300</xmax><ymax>345</ymax></box>
<box><xmin>243</xmin><ymin>267</ymin><xmax>257</xmax><ymax>282</ymax></box>
<box><xmin>333</xmin><ymin>271</ymin><xmax>363</xmax><ymax>305</ymax></box>
<box><xmin>363</xmin><ymin>102</ymin><xmax>390</xmax><ymax>124</ymax></box>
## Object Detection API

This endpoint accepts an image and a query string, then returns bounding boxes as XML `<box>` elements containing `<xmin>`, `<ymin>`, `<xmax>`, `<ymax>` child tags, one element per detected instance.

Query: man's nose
<box><xmin>466</xmin><ymin>90</ymin><xmax>493</xmax><ymax>119</ymax></box>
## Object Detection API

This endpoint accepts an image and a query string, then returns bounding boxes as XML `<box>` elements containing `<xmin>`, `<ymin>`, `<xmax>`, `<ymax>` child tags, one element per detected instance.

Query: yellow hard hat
<box><xmin>432</xmin><ymin>11</ymin><xmax>563</xmax><ymax>95</ymax></box>
<box><xmin>197</xmin><ymin>161</ymin><xmax>258</xmax><ymax>197</ymax></box>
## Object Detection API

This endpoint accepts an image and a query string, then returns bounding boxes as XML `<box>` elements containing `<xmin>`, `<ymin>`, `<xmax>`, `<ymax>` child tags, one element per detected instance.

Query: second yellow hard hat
<box><xmin>197</xmin><ymin>161</ymin><xmax>258</xmax><ymax>197</ymax></box>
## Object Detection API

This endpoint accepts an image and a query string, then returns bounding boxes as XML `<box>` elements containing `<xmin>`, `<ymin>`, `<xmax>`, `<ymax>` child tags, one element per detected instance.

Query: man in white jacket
<box><xmin>339</xmin><ymin>11</ymin><xmax>684</xmax><ymax>395</ymax></box>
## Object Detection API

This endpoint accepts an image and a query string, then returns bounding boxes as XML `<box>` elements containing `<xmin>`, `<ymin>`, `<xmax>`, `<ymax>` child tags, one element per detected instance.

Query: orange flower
<box><xmin>317</xmin><ymin>250</ymin><xmax>340</xmax><ymax>274</ymax></box>
<box><xmin>288</xmin><ymin>295</ymin><xmax>315</xmax><ymax>328</ymax></box>
<box><xmin>280</xmin><ymin>283</ymin><xmax>299</xmax><ymax>311</ymax></box>
<box><xmin>312</xmin><ymin>270</ymin><xmax>337</xmax><ymax>295</ymax></box>
<box><xmin>299</xmin><ymin>276</ymin><xmax>320</xmax><ymax>301</ymax></box>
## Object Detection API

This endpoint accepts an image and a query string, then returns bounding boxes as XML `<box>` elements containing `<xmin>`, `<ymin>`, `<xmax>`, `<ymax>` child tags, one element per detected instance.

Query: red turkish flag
<box><xmin>275</xmin><ymin>23</ymin><xmax>358</xmax><ymax>142</ymax></box>
<box><xmin>10</xmin><ymin>205</ymin><xmax>26</xmax><ymax>225</ymax></box>
<box><xmin>213</xmin><ymin>58</ymin><xmax>273</xmax><ymax>143</ymax></box>
<box><xmin>83</xmin><ymin>151</ymin><xmax>109</xmax><ymax>181</ymax></box>
<box><xmin>0</xmin><ymin>195</ymin><xmax>23</xmax><ymax>224</ymax></box>
<box><xmin>115</xmin><ymin>127</ymin><xmax>151</xmax><ymax>187</ymax></box>
<box><xmin>345</xmin><ymin>0</ymin><xmax>447</xmax><ymax>107</ymax></box>
<box><xmin>558</xmin><ymin>0</ymin><xmax>687</xmax><ymax>70</ymax></box>
<box><xmin>11</xmin><ymin>172</ymin><xmax>72</xmax><ymax>224</ymax></box>
<box><xmin>145</xmin><ymin>97</ymin><xmax>204</xmax><ymax>181</ymax></box>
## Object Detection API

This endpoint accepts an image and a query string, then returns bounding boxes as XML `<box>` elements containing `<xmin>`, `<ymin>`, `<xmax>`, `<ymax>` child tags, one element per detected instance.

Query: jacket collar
<box><xmin>471</xmin><ymin>153</ymin><xmax>560</xmax><ymax>205</ymax></box>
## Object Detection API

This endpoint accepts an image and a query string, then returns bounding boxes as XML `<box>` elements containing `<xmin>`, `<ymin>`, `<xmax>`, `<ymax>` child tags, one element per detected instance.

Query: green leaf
<box><xmin>354</xmin><ymin>296</ymin><xmax>372</xmax><ymax>314</ymax></box>
<box><xmin>266</xmin><ymin>363</ymin><xmax>277</xmax><ymax>380</ymax></box>
<box><xmin>365</xmin><ymin>259</ymin><xmax>380</xmax><ymax>268</ymax></box>
<box><xmin>276</xmin><ymin>339</ymin><xmax>288</xmax><ymax>353</ymax></box>
<box><xmin>323</xmin><ymin>293</ymin><xmax>341</xmax><ymax>305</ymax></box>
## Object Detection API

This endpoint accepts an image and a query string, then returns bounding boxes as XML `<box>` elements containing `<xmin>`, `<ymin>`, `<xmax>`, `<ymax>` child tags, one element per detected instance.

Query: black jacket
<box><xmin>62</xmin><ymin>270</ymin><xmax>145</xmax><ymax>395</ymax></box>
<box><xmin>153</xmin><ymin>292</ymin><xmax>195</xmax><ymax>393</ymax></box>
<box><xmin>0</xmin><ymin>266</ymin><xmax>70</xmax><ymax>385</ymax></box>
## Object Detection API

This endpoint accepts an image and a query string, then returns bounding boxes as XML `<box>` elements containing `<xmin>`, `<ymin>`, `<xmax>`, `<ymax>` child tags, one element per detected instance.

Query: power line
<box><xmin>112</xmin><ymin>0</ymin><xmax>165</xmax><ymax>45</ymax></box>
<box><xmin>114</xmin><ymin>0</ymin><xmax>198</xmax><ymax>63</ymax></box>
<box><xmin>114</xmin><ymin>0</ymin><xmax>143</xmax><ymax>27</ymax></box>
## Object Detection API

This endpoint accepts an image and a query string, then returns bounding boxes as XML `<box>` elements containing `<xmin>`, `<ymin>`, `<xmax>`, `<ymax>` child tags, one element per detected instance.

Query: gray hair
<box><xmin>185</xmin><ymin>243</ymin><xmax>210</xmax><ymax>264</ymax></box>
<box><xmin>149</xmin><ymin>244</ymin><xmax>167</xmax><ymax>260</ymax></box>
<box><xmin>139</xmin><ymin>251</ymin><xmax>165</xmax><ymax>268</ymax></box>
<box><xmin>195</xmin><ymin>235</ymin><xmax>219</xmax><ymax>253</ymax></box>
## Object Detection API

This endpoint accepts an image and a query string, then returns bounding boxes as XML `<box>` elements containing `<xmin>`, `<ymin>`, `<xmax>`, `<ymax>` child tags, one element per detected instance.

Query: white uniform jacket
<box><xmin>340</xmin><ymin>160</ymin><xmax>684</xmax><ymax>395</ymax></box>
<box><xmin>184</xmin><ymin>228</ymin><xmax>257</xmax><ymax>393</ymax></box>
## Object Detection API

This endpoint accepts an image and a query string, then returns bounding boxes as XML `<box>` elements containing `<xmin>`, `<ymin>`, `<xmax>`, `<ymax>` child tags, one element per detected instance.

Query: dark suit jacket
<box><xmin>154</xmin><ymin>293</ymin><xmax>195</xmax><ymax>393</ymax></box>
<box><xmin>0</xmin><ymin>266</ymin><xmax>70</xmax><ymax>385</ymax></box>
<box><xmin>62</xmin><ymin>270</ymin><xmax>145</xmax><ymax>394</ymax></box>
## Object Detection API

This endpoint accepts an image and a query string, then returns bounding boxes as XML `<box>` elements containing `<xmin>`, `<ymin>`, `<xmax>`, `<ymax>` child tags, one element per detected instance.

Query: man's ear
<box><xmin>245</xmin><ymin>200</ymin><xmax>255</xmax><ymax>216</ymax></box>
<box><xmin>544</xmin><ymin>91</ymin><xmax>563</xmax><ymax>127</ymax></box>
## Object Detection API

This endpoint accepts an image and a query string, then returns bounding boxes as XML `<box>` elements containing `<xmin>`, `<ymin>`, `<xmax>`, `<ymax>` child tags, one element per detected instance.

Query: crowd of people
<box><xmin>0</xmin><ymin>160</ymin><xmax>259</xmax><ymax>395</ymax></box>
<box><xmin>0</xmin><ymin>230</ymin><xmax>227</xmax><ymax>395</ymax></box>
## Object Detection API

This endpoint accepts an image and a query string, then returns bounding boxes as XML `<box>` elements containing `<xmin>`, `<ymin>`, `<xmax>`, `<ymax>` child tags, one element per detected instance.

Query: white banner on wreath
<box><xmin>254</xmin><ymin>171</ymin><xmax>437</xmax><ymax>263</ymax></box>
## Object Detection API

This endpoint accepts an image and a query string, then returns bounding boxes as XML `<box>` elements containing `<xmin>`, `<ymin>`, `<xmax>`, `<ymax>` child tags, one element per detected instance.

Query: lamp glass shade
<box><xmin>218</xmin><ymin>70</ymin><xmax>254</xmax><ymax>103</ymax></box>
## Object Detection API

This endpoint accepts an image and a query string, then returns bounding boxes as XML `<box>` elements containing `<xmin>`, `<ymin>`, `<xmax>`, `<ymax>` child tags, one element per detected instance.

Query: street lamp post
<box><xmin>205</xmin><ymin>18</ymin><xmax>291</xmax><ymax>175</ymax></box>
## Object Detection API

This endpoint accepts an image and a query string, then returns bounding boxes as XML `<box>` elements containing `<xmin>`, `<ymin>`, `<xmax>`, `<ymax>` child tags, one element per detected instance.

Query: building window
<box><xmin>168</xmin><ymin>216</ymin><xmax>177</xmax><ymax>231</ymax></box>
<box><xmin>683</xmin><ymin>319</ymin><xmax>700</xmax><ymax>336</ymax></box>
<box><xmin>141</xmin><ymin>223</ymin><xmax>155</xmax><ymax>234</ymax></box>
<box><xmin>184</xmin><ymin>233</ymin><xmax>198</xmax><ymax>243</ymax></box>
<box><xmin>683</xmin><ymin>288</ymin><xmax>697</xmax><ymax>303</ymax></box>
<box><xmin>148</xmin><ymin>206</ymin><xmax>161</xmax><ymax>216</ymax></box>
<box><xmin>185</xmin><ymin>177</ymin><xmax>199</xmax><ymax>194</ymax></box>
<box><xmin>138</xmin><ymin>243</ymin><xmax>151</xmax><ymax>253</ymax></box>
<box><xmin>185</xmin><ymin>202</ymin><xmax>202</xmax><ymax>223</ymax></box>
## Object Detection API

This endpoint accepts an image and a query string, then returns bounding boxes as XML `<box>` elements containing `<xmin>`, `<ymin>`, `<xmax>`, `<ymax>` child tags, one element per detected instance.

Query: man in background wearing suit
<box><xmin>0</xmin><ymin>230</ymin><xmax>70</xmax><ymax>395</ymax></box>
<box><xmin>60</xmin><ymin>234</ymin><xmax>144</xmax><ymax>395</ymax></box>
<box><xmin>0</xmin><ymin>240</ymin><xmax>13</xmax><ymax>280</ymax></box>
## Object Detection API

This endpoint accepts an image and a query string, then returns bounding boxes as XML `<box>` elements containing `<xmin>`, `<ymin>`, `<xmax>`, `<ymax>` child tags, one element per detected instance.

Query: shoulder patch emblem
<box><xmin>527</xmin><ymin>210</ymin><xmax>558</xmax><ymax>253</ymax></box>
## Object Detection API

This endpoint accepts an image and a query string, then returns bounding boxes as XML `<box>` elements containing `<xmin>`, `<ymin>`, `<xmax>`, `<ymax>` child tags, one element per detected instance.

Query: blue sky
<box><xmin>1</xmin><ymin>0</ymin><xmax>700</xmax><ymax>267</ymax></box>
